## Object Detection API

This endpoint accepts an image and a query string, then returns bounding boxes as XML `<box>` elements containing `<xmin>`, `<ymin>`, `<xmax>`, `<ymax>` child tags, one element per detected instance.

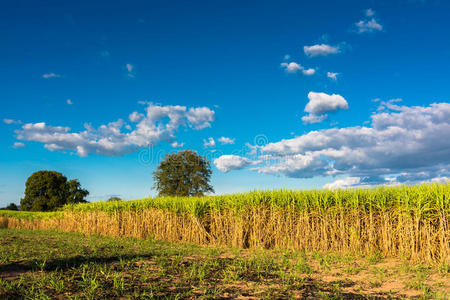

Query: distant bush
<box><xmin>107</xmin><ymin>196</ymin><xmax>122</xmax><ymax>202</ymax></box>
<box><xmin>5</xmin><ymin>203</ymin><xmax>19</xmax><ymax>211</ymax></box>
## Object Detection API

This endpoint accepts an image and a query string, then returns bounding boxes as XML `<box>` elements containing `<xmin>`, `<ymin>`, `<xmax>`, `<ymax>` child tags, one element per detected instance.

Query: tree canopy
<box><xmin>3</xmin><ymin>203</ymin><xmax>19</xmax><ymax>211</ymax></box>
<box><xmin>107</xmin><ymin>196</ymin><xmax>122</xmax><ymax>202</ymax></box>
<box><xmin>153</xmin><ymin>150</ymin><xmax>214</xmax><ymax>197</ymax></box>
<box><xmin>20</xmin><ymin>171</ymin><xmax>89</xmax><ymax>211</ymax></box>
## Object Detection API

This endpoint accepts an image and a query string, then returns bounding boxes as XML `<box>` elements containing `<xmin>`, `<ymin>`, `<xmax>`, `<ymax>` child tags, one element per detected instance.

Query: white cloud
<box><xmin>67</xmin><ymin>99</ymin><xmax>73</xmax><ymax>105</ymax></box>
<box><xmin>325</xmin><ymin>173</ymin><xmax>450</xmax><ymax>190</ymax></box>
<box><xmin>171</xmin><ymin>141</ymin><xmax>184</xmax><ymax>148</ymax></box>
<box><xmin>44</xmin><ymin>143</ymin><xmax>64</xmax><ymax>151</ymax></box>
<box><xmin>355</xmin><ymin>10</ymin><xmax>382</xmax><ymax>33</ymax></box>
<box><xmin>323</xmin><ymin>177</ymin><xmax>361</xmax><ymax>189</ymax></box>
<box><xmin>186</xmin><ymin>107</ymin><xmax>215</xmax><ymax>130</ymax></box>
<box><xmin>129</xmin><ymin>111</ymin><xmax>144</xmax><ymax>122</ymax></box>
<box><xmin>302</xmin><ymin>92</ymin><xmax>348</xmax><ymax>124</ymax></box>
<box><xmin>203</xmin><ymin>137</ymin><xmax>215</xmax><ymax>148</ymax></box>
<box><xmin>356</xmin><ymin>18</ymin><xmax>383</xmax><ymax>33</ymax></box>
<box><xmin>13</xmin><ymin>142</ymin><xmax>25</xmax><ymax>148</ymax></box>
<box><xmin>256</xmin><ymin>153</ymin><xmax>330</xmax><ymax>178</ymax></box>
<box><xmin>305</xmin><ymin>92</ymin><xmax>348</xmax><ymax>115</ymax></box>
<box><xmin>3</xmin><ymin>119</ymin><xmax>21</xmax><ymax>125</ymax></box>
<box><xmin>304</xmin><ymin>44</ymin><xmax>340</xmax><ymax>57</ymax></box>
<box><xmin>301</xmin><ymin>114</ymin><xmax>328</xmax><ymax>124</ymax></box>
<box><xmin>218</xmin><ymin>137</ymin><xmax>235</xmax><ymax>145</ymax></box>
<box><xmin>13</xmin><ymin>103</ymin><xmax>215</xmax><ymax>157</ymax></box>
<box><xmin>253</xmin><ymin>102</ymin><xmax>450</xmax><ymax>184</ymax></box>
<box><xmin>431</xmin><ymin>176</ymin><xmax>449</xmax><ymax>183</ymax></box>
<box><xmin>365</xmin><ymin>8</ymin><xmax>375</xmax><ymax>17</ymax></box>
<box><xmin>284</xmin><ymin>54</ymin><xmax>291</xmax><ymax>60</ymax></box>
<box><xmin>302</xmin><ymin>68</ymin><xmax>316</xmax><ymax>75</ymax></box>
<box><xmin>126</xmin><ymin>64</ymin><xmax>135</xmax><ymax>78</ymax></box>
<box><xmin>214</xmin><ymin>155</ymin><xmax>260</xmax><ymax>172</ymax></box>
<box><xmin>42</xmin><ymin>73</ymin><xmax>61</xmax><ymax>79</ymax></box>
<box><xmin>280</xmin><ymin>62</ymin><xmax>302</xmax><ymax>73</ymax></box>
<box><xmin>327</xmin><ymin>72</ymin><xmax>339</xmax><ymax>81</ymax></box>
<box><xmin>280</xmin><ymin>62</ymin><xmax>315</xmax><ymax>75</ymax></box>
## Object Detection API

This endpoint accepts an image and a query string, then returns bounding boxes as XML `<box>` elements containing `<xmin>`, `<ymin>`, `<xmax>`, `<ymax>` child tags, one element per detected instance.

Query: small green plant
<box><xmin>295</xmin><ymin>255</ymin><xmax>313</xmax><ymax>274</ymax></box>
<box><xmin>48</xmin><ymin>274</ymin><xmax>64</xmax><ymax>293</ymax></box>
<box><xmin>438</xmin><ymin>262</ymin><xmax>449</xmax><ymax>275</ymax></box>
<box><xmin>367</xmin><ymin>250</ymin><xmax>384</xmax><ymax>264</ymax></box>
<box><xmin>33</xmin><ymin>258</ymin><xmax>47</xmax><ymax>271</ymax></box>
<box><xmin>113</xmin><ymin>272</ymin><xmax>125</xmax><ymax>295</ymax></box>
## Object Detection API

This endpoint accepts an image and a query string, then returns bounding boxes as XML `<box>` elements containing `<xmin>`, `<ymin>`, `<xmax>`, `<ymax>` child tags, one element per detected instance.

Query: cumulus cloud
<box><xmin>323</xmin><ymin>177</ymin><xmax>361</xmax><ymax>189</ymax></box>
<box><xmin>214</xmin><ymin>101</ymin><xmax>450</xmax><ymax>186</ymax></box>
<box><xmin>42</xmin><ymin>73</ymin><xmax>61</xmax><ymax>79</ymax></box>
<box><xmin>129</xmin><ymin>111</ymin><xmax>144</xmax><ymax>122</ymax></box>
<box><xmin>255</xmin><ymin>102</ymin><xmax>450</xmax><ymax>184</ymax></box>
<box><xmin>304</xmin><ymin>92</ymin><xmax>349</xmax><ymax>115</ymax></box>
<box><xmin>327</xmin><ymin>72</ymin><xmax>339</xmax><ymax>81</ymax></box>
<box><xmin>303</xmin><ymin>44</ymin><xmax>340</xmax><ymax>57</ymax></box>
<box><xmin>302</xmin><ymin>92</ymin><xmax>348</xmax><ymax>124</ymax></box>
<box><xmin>13</xmin><ymin>103</ymin><xmax>215</xmax><ymax>157</ymax></box>
<box><xmin>302</xmin><ymin>68</ymin><xmax>316</xmax><ymax>75</ymax></box>
<box><xmin>280</xmin><ymin>62</ymin><xmax>302</xmax><ymax>73</ymax></box>
<box><xmin>218</xmin><ymin>137</ymin><xmax>235</xmax><ymax>145</ymax></box>
<box><xmin>257</xmin><ymin>153</ymin><xmax>330</xmax><ymax>178</ymax></box>
<box><xmin>67</xmin><ymin>99</ymin><xmax>73</xmax><ymax>105</ymax></box>
<box><xmin>214</xmin><ymin>155</ymin><xmax>260</xmax><ymax>172</ymax></box>
<box><xmin>431</xmin><ymin>177</ymin><xmax>449</xmax><ymax>183</ymax></box>
<box><xmin>355</xmin><ymin>9</ymin><xmax>383</xmax><ymax>33</ymax></box>
<box><xmin>187</xmin><ymin>107</ymin><xmax>215</xmax><ymax>129</ymax></box>
<box><xmin>280</xmin><ymin>62</ymin><xmax>315</xmax><ymax>75</ymax></box>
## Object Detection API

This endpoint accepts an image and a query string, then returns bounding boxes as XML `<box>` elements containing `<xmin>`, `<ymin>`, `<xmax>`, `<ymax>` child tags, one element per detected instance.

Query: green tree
<box><xmin>4</xmin><ymin>203</ymin><xmax>19</xmax><ymax>211</ymax></box>
<box><xmin>20</xmin><ymin>171</ymin><xmax>89</xmax><ymax>211</ymax></box>
<box><xmin>153</xmin><ymin>150</ymin><xmax>214</xmax><ymax>197</ymax></box>
<box><xmin>107</xmin><ymin>196</ymin><xmax>122</xmax><ymax>202</ymax></box>
<box><xmin>66</xmin><ymin>179</ymin><xmax>89</xmax><ymax>204</ymax></box>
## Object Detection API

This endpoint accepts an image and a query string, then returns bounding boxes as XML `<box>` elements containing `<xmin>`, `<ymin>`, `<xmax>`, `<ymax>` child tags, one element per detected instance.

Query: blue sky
<box><xmin>1</xmin><ymin>0</ymin><xmax>450</xmax><ymax>206</ymax></box>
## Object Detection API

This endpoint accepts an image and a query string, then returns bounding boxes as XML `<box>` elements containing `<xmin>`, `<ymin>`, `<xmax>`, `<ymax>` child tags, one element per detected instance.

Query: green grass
<box><xmin>1</xmin><ymin>229</ymin><xmax>448</xmax><ymax>299</ymax></box>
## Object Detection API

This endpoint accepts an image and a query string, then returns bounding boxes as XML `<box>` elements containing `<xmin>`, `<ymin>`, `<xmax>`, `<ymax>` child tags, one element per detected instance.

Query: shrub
<box><xmin>20</xmin><ymin>171</ymin><xmax>89</xmax><ymax>211</ymax></box>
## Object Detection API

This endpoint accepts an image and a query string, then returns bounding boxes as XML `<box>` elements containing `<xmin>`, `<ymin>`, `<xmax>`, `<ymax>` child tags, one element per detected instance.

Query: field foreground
<box><xmin>1</xmin><ymin>184</ymin><xmax>449</xmax><ymax>264</ymax></box>
<box><xmin>0</xmin><ymin>229</ymin><xmax>448</xmax><ymax>299</ymax></box>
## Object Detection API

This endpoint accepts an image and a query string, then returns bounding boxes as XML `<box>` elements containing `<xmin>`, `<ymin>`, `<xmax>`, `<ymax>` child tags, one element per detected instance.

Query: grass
<box><xmin>0</xmin><ymin>229</ymin><xmax>448</xmax><ymax>299</ymax></box>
